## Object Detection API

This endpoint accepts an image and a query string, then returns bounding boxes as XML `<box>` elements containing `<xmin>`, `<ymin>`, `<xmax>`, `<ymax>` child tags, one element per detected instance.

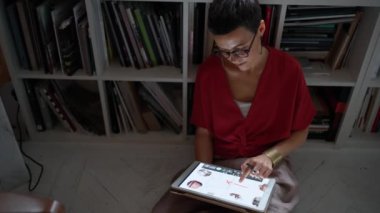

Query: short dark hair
<box><xmin>208</xmin><ymin>0</ymin><xmax>262</xmax><ymax>35</ymax></box>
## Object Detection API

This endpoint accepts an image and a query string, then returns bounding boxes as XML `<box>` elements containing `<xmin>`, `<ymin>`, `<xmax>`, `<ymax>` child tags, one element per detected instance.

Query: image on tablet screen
<box><xmin>178</xmin><ymin>162</ymin><xmax>269</xmax><ymax>208</ymax></box>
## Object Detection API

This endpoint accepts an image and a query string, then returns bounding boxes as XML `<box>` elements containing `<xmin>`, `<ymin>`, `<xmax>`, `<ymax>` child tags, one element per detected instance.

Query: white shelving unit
<box><xmin>0</xmin><ymin>0</ymin><xmax>379</xmax><ymax>147</ymax></box>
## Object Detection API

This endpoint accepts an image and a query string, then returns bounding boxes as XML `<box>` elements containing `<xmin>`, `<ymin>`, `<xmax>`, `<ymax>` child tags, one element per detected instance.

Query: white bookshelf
<box><xmin>0</xmin><ymin>0</ymin><xmax>379</xmax><ymax>147</ymax></box>
<box><xmin>345</xmin><ymin>20</ymin><xmax>380</xmax><ymax>145</ymax></box>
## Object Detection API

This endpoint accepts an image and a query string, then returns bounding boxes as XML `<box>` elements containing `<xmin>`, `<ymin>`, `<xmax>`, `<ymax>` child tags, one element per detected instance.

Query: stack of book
<box><xmin>5</xmin><ymin>0</ymin><xmax>95</xmax><ymax>75</ymax></box>
<box><xmin>282</xmin><ymin>5</ymin><xmax>361</xmax><ymax>70</ymax></box>
<box><xmin>307</xmin><ymin>87</ymin><xmax>352</xmax><ymax>141</ymax></box>
<box><xmin>355</xmin><ymin>88</ymin><xmax>380</xmax><ymax>133</ymax></box>
<box><xmin>25</xmin><ymin>80</ymin><xmax>105</xmax><ymax>135</ymax></box>
<box><xmin>261</xmin><ymin>5</ymin><xmax>277</xmax><ymax>47</ymax></box>
<box><xmin>308</xmin><ymin>87</ymin><xmax>331</xmax><ymax>140</ymax></box>
<box><xmin>101</xmin><ymin>1</ymin><xmax>182</xmax><ymax>69</ymax></box>
<box><xmin>105</xmin><ymin>81</ymin><xmax>182</xmax><ymax>134</ymax></box>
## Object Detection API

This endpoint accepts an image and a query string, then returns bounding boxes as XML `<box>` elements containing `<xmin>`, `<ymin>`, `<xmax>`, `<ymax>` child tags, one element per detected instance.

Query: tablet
<box><xmin>171</xmin><ymin>161</ymin><xmax>276</xmax><ymax>213</ymax></box>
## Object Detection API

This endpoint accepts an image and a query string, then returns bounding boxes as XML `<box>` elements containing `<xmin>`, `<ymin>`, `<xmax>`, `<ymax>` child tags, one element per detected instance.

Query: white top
<box><xmin>234</xmin><ymin>100</ymin><xmax>252</xmax><ymax>118</ymax></box>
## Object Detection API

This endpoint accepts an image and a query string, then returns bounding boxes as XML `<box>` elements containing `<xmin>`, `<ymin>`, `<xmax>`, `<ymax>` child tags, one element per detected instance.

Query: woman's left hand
<box><xmin>239</xmin><ymin>154</ymin><xmax>273</xmax><ymax>182</ymax></box>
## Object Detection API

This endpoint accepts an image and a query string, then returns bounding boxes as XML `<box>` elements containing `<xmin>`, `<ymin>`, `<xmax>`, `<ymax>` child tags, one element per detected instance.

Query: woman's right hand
<box><xmin>239</xmin><ymin>154</ymin><xmax>273</xmax><ymax>182</ymax></box>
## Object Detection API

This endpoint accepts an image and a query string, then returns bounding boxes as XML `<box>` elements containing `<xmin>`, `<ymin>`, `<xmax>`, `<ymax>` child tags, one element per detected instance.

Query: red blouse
<box><xmin>191</xmin><ymin>48</ymin><xmax>316</xmax><ymax>159</ymax></box>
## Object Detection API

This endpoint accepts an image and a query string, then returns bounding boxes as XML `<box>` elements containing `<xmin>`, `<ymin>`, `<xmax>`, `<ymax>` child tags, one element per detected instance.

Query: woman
<box><xmin>153</xmin><ymin>0</ymin><xmax>315</xmax><ymax>212</ymax></box>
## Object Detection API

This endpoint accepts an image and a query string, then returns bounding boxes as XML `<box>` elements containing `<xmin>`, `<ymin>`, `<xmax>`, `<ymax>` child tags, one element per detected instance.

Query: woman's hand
<box><xmin>239</xmin><ymin>154</ymin><xmax>273</xmax><ymax>182</ymax></box>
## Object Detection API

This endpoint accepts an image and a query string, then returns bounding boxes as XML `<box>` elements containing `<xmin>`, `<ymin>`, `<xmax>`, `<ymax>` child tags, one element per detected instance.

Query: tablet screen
<box><xmin>172</xmin><ymin>162</ymin><xmax>275</xmax><ymax>212</ymax></box>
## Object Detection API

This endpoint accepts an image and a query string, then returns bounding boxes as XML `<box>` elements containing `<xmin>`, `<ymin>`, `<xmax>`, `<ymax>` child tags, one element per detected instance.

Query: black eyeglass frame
<box><xmin>213</xmin><ymin>33</ymin><xmax>257</xmax><ymax>59</ymax></box>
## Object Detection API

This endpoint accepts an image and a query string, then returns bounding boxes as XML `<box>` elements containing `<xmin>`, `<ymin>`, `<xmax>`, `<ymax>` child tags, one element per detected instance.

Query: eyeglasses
<box><xmin>213</xmin><ymin>33</ymin><xmax>256</xmax><ymax>60</ymax></box>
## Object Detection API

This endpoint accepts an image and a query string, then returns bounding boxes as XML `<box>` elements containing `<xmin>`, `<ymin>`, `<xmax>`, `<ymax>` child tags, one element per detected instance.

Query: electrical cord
<box><xmin>15</xmin><ymin>96</ymin><xmax>44</xmax><ymax>191</ymax></box>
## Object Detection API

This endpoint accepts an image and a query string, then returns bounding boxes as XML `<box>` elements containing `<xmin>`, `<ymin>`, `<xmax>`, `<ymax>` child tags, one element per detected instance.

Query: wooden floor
<box><xmin>12</xmin><ymin>141</ymin><xmax>380</xmax><ymax>213</ymax></box>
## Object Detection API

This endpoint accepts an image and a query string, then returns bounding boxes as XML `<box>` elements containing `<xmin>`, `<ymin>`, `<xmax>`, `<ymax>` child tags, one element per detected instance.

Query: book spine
<box><xmin>78</xmin><ymin>18</ymin><xmax>92</xmax><ymax>75</ymax></box>
<box><xmin>133</xmin><ymin>8</ymin><xmax>158</xmax><ymax>66</ymax></box>
<box><xmin>116</xmin><ymin>81</ymin><xmax>148</xmax><ymax>133</ymax></box>
<box><xmin>16</xmin><ymin>1</ymin><xmax>39</xmax><ymax>70</ymax></box>
<box><xmin>113</xmin><ymin>81</ymin><xmax>136</xmax><ymax>132</ymax></box>
<box><xmin>126</xmin><ymin>7</ymin><xmax>150</xmax><ymax>67</ymax></box>
<box><xmin>73</xmin><ymin>1</ymin><xmax>86</xmax><ymax>71</ymax></box>
<box><xmin>101</xmin><ymin>2</ymin><xmax>127</xmax><ymax>66</ymax></box>
<box><xmin>105</xmin><ymin>82</ymin><xmax>120</xmax><ymax>133</ymax></box>
<box><xmin>146</xmin><ymin>14</ymin><xmax>167</xmax><ymax>65</ymax></box>
<box><xmin>35</xmin><ymin>86</ymin><xmax>53</xmax><ymax>129</ymax></box>
<box><xmin>6</xmin><ymin>3</ymin><xmax>31</xmax><ymax>70</ymax></box>
<box><xmin>111</xmin><ymin>2</ymin><xmax>136</xmax><ymax>68</ymax></box>
<box><xmin>24</xmin><ymin>80</ymin><xmax>45</xmax><ymax>131</ymax></box>
<box><xmin>37</xmin><ymin>84</ymin><xmax>73</xmax><ymax>132</ymax></box>
<box><xmin>58</xmin><ymin>17</ymin><xmax>81</xmax><ymax>75</ymax></box>
<box><xmin>371</xmin><ymin>107</ymin><xmax>380</xmax><ymax>132</ymax></box>
<box><xmin>118</xmin><ymin>2</ymin><xmax>144</xmax><ymax>69</ymax></box>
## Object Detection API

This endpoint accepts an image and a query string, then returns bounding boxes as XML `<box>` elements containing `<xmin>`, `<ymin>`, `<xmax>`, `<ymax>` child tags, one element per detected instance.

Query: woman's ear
<box><xmin>258</xmin><ymin>20</ymin><xmax>266</xmax><ymax>37</ymax></box>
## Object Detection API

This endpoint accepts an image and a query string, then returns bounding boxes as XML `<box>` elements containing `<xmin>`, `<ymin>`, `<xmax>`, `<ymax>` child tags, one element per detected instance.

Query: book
<box><xmin>133</xmin><ymin>8</ymin><xmax>158</xmax><ymax>66</ymax></box>
<box><xmin>77</xmin><ymin>18</ymin><xmax>94</xmax><ymax>75</ymax></box>
<box><xmin>118</xmin><ymin>2</ymin><xmax>144</xmax><ymax>69</ymax></box>
<box><xmin>24</xmin><ymin>80</ymin><xmax>45</xmax><ymax>131</ymax></box>
<box><xmin>113</xmin><ymin>81</ymin><xmax>135</xmax><ymax>132</ymax></box>
<box><xmin>56</xmin><ymin>16</ymin><xmax>82</xmax><ymax>75</ymax></box>
<box><xmin>110</xmin><ymin>1</ymin><xmax>135</xmax><ymax>68</ymax></box>
<box><xmin>51</xmin><ymin>0</ymin><xmax>81</xmax><ymax>75</ymax></box>
<box><xmin>141</xmin><ymin>108</ymin><xmax>161</xmax><ymax>131</ymax></box>
<box><xmin>288</xmin><ymin>51</ymin><xmax>329</xmax><ymax>60</ymax></box>
<box><xmin>101</xmin><ymin>2</ymin><xmax>127</xmax><ymax>67</ymax></box>
<box><xmin>141</xmin><ymin>82</ymin><xmax>182</xmax><ymax>127</ymax></box>
<box><xmin>159</xmin><ymin>15</ymin><xmax>175</xmax><ymax>65</ymax></box>
<box><xmin>309</xmin><ymin>87</ymin><xmax>331</xmax><ymax>139</ymax></box>
<box><xmin>73</xmin><ymin>1</ymin><xmax>87</xmax><ymax>73</ymax></box>
<box><xmin>6</xmin><ymin>3</ymin><xmax>31</xmax><ymax>70</ymax></box>
<box><xmin>320</xmin><ymin>87</ymin><xmax>351</xmax><ymax>141</ymax></box>
<box><xmin>366</xmin><ymin>88</ymin><xmax>380</xmax><ymax>132</ymax></box>
<box><xmin>126</xmin><ymin>6</ymin><xmax>150</xmax><ymax>67</ymax></box>
<box><xmin>141</xmin><ymin>8</ymin><xmax>162</xmax><ymax>65</ymax></box>
<box><xmin>24</xmin><ymin>0</ymin><xmax>45</xmax><ymax>70</ymax></box>
<box><xmin>162</xmin><ymin>12</ymin><xmax>179</xmax><ymax>66</ymax></box>
<box><xmin>139</xmin><ymin>87</ymin><xmax>181</xmax><ymax>133</ymax></box>
<box><xmin>192</xmin><ymin>3</ymin><xmax>205</xmax><ymax>64</ymax></box>
<box><xmin>371</xmin><ymin>107</ymin><xmax>380</xmax><ymax>132</ymax></box>
<box><xmin>34</xmin><ymin>86</ymin><xmax>54</xmax><ymax>129</ymax></box>
<box><xmin>116</xmin><ymin>81</ymin><xmax>148</xmax><ymax>133</ymax></box>
<box><xmin>57</xmin><ymin>81</ymin><xmax>105</xmax><ymax>135</ymax></box>
<box><xmin>105</xmin><ymin>82</ymin><xmax>120</xmax><ymax>133</ymax></box>
<box><xmin>36</xmin><ymin>0</ymin><xmax>61</xmax><ymax>73</ymax></box>
<box><xmin>146</xmin><ymin>13</ymin><xmax>167</xmax><ymax>65</ymax></box>
<box><xmin>285</xmin><ymin>7</ymin><xmax>357</xmax><ymax>22</ymax></box>
<box><xmin>355</xmin><ymin>89</ymin><xmax>371</xmax><ymax>129</ymax></box>
<box><xmin>284</xmin><ymin>17</ymin><xmax>355</xmax><ymax>27</ymax></box>
<box><xmin>36</xmin><ymin>81</ymin><xmax>76</xmax><ymax>132</ymax></box>
<box><xmin>283</xmin><ymin>24</ymin><xmax>337</xmax><ymax>34</ymax></box>
<box><xmin>15</xmin><ymin>1</ymin><xmax>39</xmax><ymax>70</ymax></box>
<box><xmin>151</xmin><ymin>11</ymin><xmax>172</xmax><ymax>65</ymax></box>
<box><xmin>111</xmin><ymin>82</ymin><xmax>129</xmax><ymax>133</ymax></box>
<box><xmin>325</xmin><ymin>11</ymin><xmax>362</xmax><ymax>70</ymax></box>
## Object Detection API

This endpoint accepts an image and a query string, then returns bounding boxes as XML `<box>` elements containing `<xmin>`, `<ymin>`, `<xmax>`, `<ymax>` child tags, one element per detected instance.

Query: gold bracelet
<box><xmin>264</xmin><ymin>148</ymin><xmax>283</xmax><ymax>167</ymax></box>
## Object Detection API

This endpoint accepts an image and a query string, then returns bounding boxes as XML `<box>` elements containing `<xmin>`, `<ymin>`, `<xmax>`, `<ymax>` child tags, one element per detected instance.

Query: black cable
<box><xmin>16</xmin><ymin>103</ymin><xmax>44</xmax><ymax>191</ymax></box>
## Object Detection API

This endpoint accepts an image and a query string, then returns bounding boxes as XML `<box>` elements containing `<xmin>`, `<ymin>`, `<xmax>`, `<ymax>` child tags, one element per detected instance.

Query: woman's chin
<box><xmin>237</xmin><ymin>62</ymin><xmax>249</xmax><ymax>71</ymax></box>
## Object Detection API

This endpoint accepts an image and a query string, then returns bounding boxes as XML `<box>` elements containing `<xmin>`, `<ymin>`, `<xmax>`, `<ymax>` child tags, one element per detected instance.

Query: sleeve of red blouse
<box><xmin>291</xmin><ymin>64</ymin><xmax>316</xmax><ymax>131</ymax></box>
<box><xmin>191</xmin><ymin>66</ymin><xmax>210</xmax><ymax>130</ymax></box>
